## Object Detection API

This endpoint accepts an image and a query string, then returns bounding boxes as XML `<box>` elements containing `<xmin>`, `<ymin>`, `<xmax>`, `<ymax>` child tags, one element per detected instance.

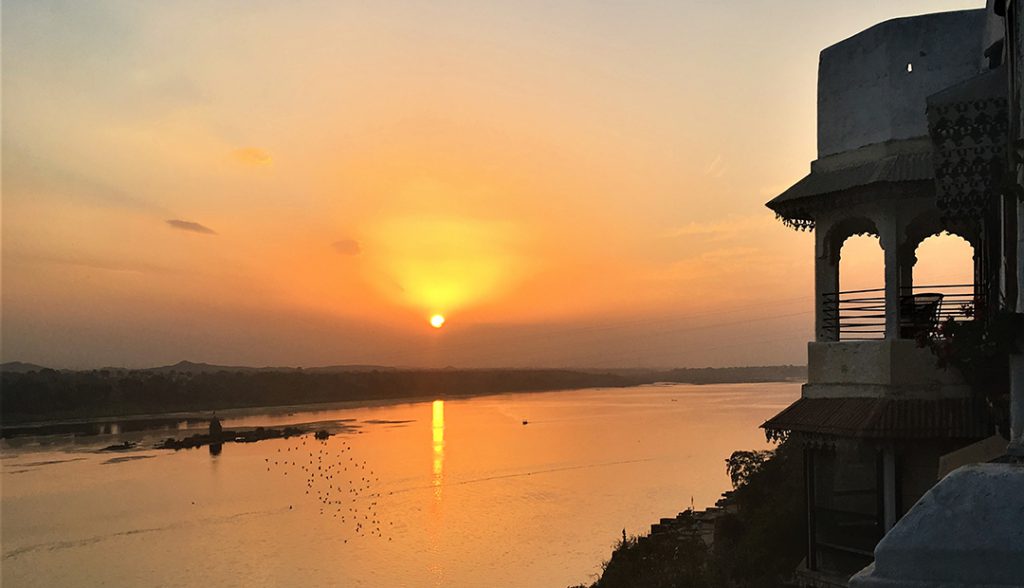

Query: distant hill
<box><xmin>0</xmin><ymin>362</ymin><xmax>51</xmax><ymax>373</ymax></box>
<box><xmin>660</xmin><ymin>365</ymin><xmax>807</xmax><ymax>384</ymax></box>
<box><xmin>303</xmin><ymin>364</ymin><xmax>398</xmax><ymax>373</ymax></box>
<box><xmin>576</xmin><ymin>365</ymin><xmax>807</xmax><ymax>383</ymax></box>
<box><xmin>143</xmin><ymin>360</ymin><xmax>396</xmax><ymax>374</ymax></box>
<box><xmin>1</xmin><ymin>367</ymin><xmax>640</xmax><ymax>425</ymax></box>
<box><xmin>1</xmin><ymin>360</ymin><xmax>804</xmax><ymax>382</ymax></box>
<box><xmin>144</xmin><ymin>360</ymin><xmax>289</xmax><ymax>374</ymax></box>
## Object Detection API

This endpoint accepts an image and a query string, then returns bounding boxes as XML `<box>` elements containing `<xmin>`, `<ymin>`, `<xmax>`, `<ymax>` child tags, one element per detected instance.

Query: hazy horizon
<box><xmin>2</xmin><ymin>0</ymin><xmax>980</xmax><ymax>369</ymax></box>
<box><xmin>0</xmin><ymin>358</ymin><xmax>808</xmax><ymax>371</ymax></box>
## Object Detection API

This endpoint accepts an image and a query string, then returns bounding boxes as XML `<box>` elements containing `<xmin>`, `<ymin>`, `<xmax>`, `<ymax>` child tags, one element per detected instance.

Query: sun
<box><xmin>430</xmin><ymin>314</ymin><xmax>446</xmax><ymax>329</ymax></box>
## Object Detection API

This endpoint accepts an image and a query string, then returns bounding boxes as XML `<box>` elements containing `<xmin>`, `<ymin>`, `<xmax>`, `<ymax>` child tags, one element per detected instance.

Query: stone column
<box><xmin>881</xmin><ymin>220</ymin><xmax>904</xmax><ymax>340</ymax></box>
<box><xmin>899</xmin><ymin>252</ymin><xmax>915</xmax><ymax>297</ymax></box>
<box><xmin>815</xmin><ymin>225</ymin><xmax>840</xmax><ymax>342</ymax></box>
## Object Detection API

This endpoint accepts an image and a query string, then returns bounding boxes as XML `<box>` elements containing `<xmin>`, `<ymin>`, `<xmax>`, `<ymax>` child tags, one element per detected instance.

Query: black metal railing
<box><xmin>822</xmin><ymin>287</ymin><xmax>887</xmax><ymax>340</ymax></box>
<box><xmin>822</xmin><ymin>284</ymin><xmax>977</xmax><ymax>341</ymax></box>
<box><xmin>915</xmin><ymin>284</ymin><xmax>978</xmax><ymax>325</ymax></box>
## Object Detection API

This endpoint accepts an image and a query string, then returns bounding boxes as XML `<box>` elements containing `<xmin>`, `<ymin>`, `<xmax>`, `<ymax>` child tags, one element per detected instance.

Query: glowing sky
<box><xmin>2</xmin><ymin>0</ymin><xmax>982</xmax><ymax>369</ymax></box>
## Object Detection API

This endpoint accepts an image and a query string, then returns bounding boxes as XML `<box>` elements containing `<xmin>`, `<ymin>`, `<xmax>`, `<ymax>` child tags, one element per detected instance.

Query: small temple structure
<box><xmin>762</xmin><ymin>3</ymin><xmax>1023</xmax><ymax>586</ymax></box>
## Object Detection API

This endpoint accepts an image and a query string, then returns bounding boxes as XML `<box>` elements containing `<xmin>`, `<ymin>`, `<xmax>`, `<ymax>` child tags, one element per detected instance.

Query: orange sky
<box><xmin>1</xmin><ymin>1</ymin><xmax>981</xmax><ymax>368</ymax></box>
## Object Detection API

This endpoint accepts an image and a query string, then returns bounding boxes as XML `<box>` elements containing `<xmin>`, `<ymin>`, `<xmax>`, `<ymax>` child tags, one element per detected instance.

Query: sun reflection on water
<box><xmin>431</xmin><ymin>400</ymin><xmax>445</xmax><ymax>499</ymax></box>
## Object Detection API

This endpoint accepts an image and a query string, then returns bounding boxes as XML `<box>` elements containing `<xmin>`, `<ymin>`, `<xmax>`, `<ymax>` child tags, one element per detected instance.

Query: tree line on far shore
<box><xmin>0</xmin><ymin>364</ymin><xmax>806</xmax><ymax>425</ymax></box>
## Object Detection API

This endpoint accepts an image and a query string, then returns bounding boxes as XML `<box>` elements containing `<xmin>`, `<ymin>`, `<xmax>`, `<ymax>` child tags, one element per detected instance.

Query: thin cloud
<box><xmin>232</xmin><ymin>147</ymin><xmax>272</xmax><ymax>166</ymax></box>
<box><xmin>331</xmin><ymin>238</ymin><xmax>361</xmax><ymax>255</ymax></box>
<box><xmin>15</xmin><ymin>253</ymin><xmax>171</xmax><ymax>274</ymax></box>
<box><xmin>704</xmin><ymin>154</ymin><xmax>727</xmax><ymax>178</ymax></box>
<box><xmin>5</xmin><ymin>147</ymin><xmax>167</xmax><ymax>214</ymax></box>
<box><xmin>663</xmin><ymin>216</ymin><xmax>766</xmax><ymax>240</ymax></box>
<box><xmin>166</xmin><ymin>219</ymin><xmax>217</xmax><ymax>235</ymax></box>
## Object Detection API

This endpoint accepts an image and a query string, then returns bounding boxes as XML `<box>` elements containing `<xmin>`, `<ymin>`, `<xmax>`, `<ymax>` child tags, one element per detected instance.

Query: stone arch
<box><xmin>900</xmin><ymin>211</ymin><xmax>980</xmax><ymax>292</ymax></box>
<box><xmin>824</xmin><ymin>216</ymin><xmax>880</xmax><ymax>265</ymax></box>
<box><xmin>912</xmin><ymin>232</ymin><xmax>977</xmax><ymax>289</ymax></box>
<box><xmin>901</xmin><ymin>210</ymin><xmax>980</xmax><ymax>270</ymax></box>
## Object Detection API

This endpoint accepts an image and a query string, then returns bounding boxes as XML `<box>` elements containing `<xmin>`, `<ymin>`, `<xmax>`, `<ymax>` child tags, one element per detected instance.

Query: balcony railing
<box><xmin>822</xmin><ymin>284</ymin><xmax>977</xmax><ymax>341</ymax></box>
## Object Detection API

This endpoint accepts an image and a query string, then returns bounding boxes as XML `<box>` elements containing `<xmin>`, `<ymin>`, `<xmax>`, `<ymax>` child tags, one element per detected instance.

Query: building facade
<box><xmin>763</xmin><ymin>5</ymin><xmax>1021</xmax><ymax>586</ymax></box>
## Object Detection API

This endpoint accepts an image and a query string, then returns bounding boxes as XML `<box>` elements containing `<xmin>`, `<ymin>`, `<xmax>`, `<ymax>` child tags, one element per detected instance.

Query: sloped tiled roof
<box><xmin>766</xmin><ymin>151</ymin><xmax>935</xmax><ymax>229</ymax></box>
<box><xmin>761</xmin><ymin>396</ymin><xmax>993</xmax><ymax>441</ymax></box>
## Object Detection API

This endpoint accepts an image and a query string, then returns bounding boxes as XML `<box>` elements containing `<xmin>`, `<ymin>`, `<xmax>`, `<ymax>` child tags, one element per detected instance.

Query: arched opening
<box><xmin>910</xmin><ymin>232</ymin><xmax>977</xmax><ymax>329</ymax></box>
<box><xmin>835</xmin><ymin>234</ymin><xmax>885</xmax><ymax>339</ymax></box>
<box><xmin>840</xmin><ymin>235</ymin><xmax>885</xmax><ymax>294</ymax></box>
<box><xmin>913</xmin><ymin>232</ymin><xmax>974</xmax><ymax>286</ymax></box>
<box><xmin>817</xmin><ymin>218</ymin><xmax>884</xmax><ymax>341</ymax></box>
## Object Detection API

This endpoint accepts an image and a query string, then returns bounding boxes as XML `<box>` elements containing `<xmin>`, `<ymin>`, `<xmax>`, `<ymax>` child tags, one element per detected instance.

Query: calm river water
<box><xmin>1</xmin><ymin>382</ymin><xmax>798</xmax><ymax>587</ymax></box>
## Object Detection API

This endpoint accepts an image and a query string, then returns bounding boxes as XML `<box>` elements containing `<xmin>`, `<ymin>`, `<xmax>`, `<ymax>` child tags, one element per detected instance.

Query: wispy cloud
<box><xmin>166</xmin><ymin>219</ymin><xmax>217</xmax><ymax>235</ymax></box>
<box><xmin>232</xmin><ymin>147</ymin><xmax>272</xmax><ymax>166</ymax></box>
<box><xmin>662</xmin><ymin>216</ymin><xmax>767</xmax><ymax>240</ymax></box>
<box><xmin>4</xmin><ymin>147</ymin><xmax>167</xmax><ymax>214</ymax></box>
<box><xmin>10</xmin><ymin>253</ymin><xmax>173</xmax><ymax>275</ymax></box>
<box><xmin>331</xmin><ymin>238</ymin><xmax>361</xmax><ymax>255</ymax></box>
<box><xmin>704</xmin><ymin>154</ymin><xmax>727</xmax><ymax>178</ymax></box>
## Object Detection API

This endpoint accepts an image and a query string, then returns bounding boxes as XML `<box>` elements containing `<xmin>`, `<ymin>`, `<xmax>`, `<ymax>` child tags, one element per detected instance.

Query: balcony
<box><xmin>821</xmin><ymin>283</ymin><xmax>978</xmax><ymax>341</ymax></box>
<box><xmin>807</xmin><ymin>282</ymin><xmax>976</xmax><ymax>399</ymax></box>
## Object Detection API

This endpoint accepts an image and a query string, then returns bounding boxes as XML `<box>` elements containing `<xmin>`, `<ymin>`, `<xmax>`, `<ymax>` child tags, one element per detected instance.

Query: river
<box><xmin>1</xmin><ymin>382</ymin><xmax>799</xmax><ymax>587</ymax></box>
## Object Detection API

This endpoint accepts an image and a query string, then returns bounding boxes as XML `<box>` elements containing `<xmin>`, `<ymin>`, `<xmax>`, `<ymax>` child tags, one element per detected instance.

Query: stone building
<box><xmin>762</xmin><ymin>5</ymin><xmax>1021</xmax><ymax>586</ymax></box>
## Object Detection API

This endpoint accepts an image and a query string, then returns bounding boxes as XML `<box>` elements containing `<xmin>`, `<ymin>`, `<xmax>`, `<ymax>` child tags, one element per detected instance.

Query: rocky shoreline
<box><xmin>156</xmin><ymin>425</ymin><xmax>310</xmax><ymax>450</ymax></box>
<box><xmin>573</xmin><ymin>441</ymin><xmax>805</xmax><ymax>588</ymax></box>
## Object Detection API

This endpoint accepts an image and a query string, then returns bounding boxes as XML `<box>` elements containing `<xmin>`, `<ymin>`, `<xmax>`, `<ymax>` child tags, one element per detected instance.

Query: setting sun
<box><xmin>430</xmin><ymin>314</ymin><xmax>446</xmax><ymax>329</ymax></box>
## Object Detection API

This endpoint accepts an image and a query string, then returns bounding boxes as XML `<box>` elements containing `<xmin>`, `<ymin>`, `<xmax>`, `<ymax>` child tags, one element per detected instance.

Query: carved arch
<box><xmin>824</xmin><ymin>216</ymin><xmax>880</xmax><ymax>265</ymax></box>
<box><xmin>901</xmin><ymin>210</ymin><xmax>980</xmax><ymax>269</ymax></box>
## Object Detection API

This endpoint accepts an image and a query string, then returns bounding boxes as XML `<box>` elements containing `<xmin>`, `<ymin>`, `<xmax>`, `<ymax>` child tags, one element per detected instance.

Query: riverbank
<box><xmin>1</xmin><ymin>365</ymin><xmax>806</xmax><ymax>429</ymax></box>
<box><xmin>2</xmin><ymin>396</ymin><xmax>442</xmax><ymax>439</ymax></box>
<box><xmin>573</xmin><ymin>440</ymin><xmax>806</xmax><ymax>588</ymax></box>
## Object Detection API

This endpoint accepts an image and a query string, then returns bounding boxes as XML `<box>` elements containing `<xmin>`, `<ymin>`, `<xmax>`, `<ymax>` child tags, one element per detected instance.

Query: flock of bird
<box><xmin>265</xmin><ymin>435</ymin><xmax>393</xmax><ymax>542</ymax></box>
